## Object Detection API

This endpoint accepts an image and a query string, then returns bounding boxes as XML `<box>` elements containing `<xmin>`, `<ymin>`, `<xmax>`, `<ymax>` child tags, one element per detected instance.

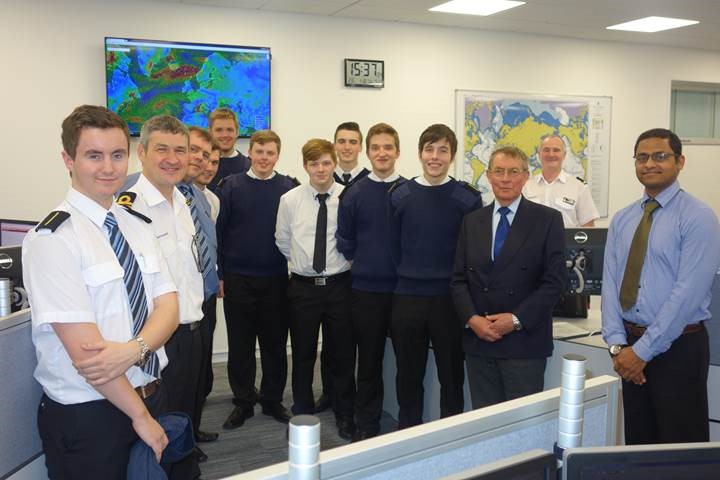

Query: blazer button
<box><xmin>483</xmin><ymin>287</ymin><xmax>489</xmax><ymax>292</ymax></box>
<box><xmin>469</xmin><ymin>267</ymin><xmax>475</xmax><ymax>272</ymax></box>
<box><xmin>508</xmin><ymin>289</ymin><xmax>515</xmax><ymax>295</ymax></box>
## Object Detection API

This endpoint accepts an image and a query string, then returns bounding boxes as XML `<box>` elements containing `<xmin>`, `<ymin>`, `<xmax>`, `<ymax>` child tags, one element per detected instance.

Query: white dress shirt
<box><xmin>247</xmin><ymin>168</ymin><xmax>277</xmax><ymax>180</ymax></box>
<box><xmin>523</xmin><ymin>170</ymin><xmax>599</xmax><ymax>227</ymax></box>
<box><xmin>275</xmin><ymin>182</ymin><xmax>350</xmax><ymax>276</ymax></box>
<box><xmin>414</xmin><ymin>175</ymin><xmax>451</xmax><ymax>186</ymax></box>
<box><xmin>335</xmin><ymin>164</ymin><xmax>365</xmax><ymax>181</ymax></box>
<box><xmin>130</xmin><ymin>174</ymin><xmax>203</xmax><ymax>325</ymax></box>
<box><xmin>23</xmin><ymin>188</ymin><xmax>176</xmax><ymax>404</ymax></box>
<box><xmin>368</xmin><ymin>172</ymin><xmax>400</xmax><ymax>183</ymax></box>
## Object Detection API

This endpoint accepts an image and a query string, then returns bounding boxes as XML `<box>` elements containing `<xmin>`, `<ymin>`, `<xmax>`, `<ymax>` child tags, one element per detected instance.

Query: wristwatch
<box><xmin>134</xmin><ymin>336</ymin><xmax>150</xmax><ymax>367</ymax></box>
<box><xmin>511</xmin><ymin>314</ymin><xmax>522</xmax><ymax>331</ymax></box>
<box><xmin>608</xmin><ymin>344</ymin><xmax>627</xmax><ymax>357</ymax></box>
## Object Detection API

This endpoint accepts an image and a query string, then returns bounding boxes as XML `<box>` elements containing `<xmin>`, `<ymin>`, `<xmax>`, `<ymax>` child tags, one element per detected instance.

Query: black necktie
<box><xmin>342</xmin><ymin>173</ymin><xmax>352</xmax><ymax>185</ymax></box>
<box><xmin>313</xmin><ymin>193</ymin><xmax>330</xmax><ymax>274</ymax></box>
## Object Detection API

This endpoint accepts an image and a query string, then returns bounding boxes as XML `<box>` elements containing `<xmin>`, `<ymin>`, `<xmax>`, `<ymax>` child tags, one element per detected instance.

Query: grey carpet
<box><xmin>197</xmin><ymin>358</ymin><xmax>398</xmax><ymax>479</ymax></box>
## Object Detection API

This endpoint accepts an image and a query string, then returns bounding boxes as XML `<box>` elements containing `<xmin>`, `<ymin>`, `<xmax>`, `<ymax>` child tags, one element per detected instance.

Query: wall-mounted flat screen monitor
<box><xmin>0</xmin><ymin>219</ymin><xmax>36</xmax><ymax>247</ymax></box>
<box><xmin>562</xmin><ymin>442</ymin><xmax>720</xmax><ymax>480</ymax></box>
<box><xmin>105</xmin><ymin>37</ymin><xmax>271</xmax><ymax>137</ymax></box>
<box><xmin>442</xmin><ymin>450</ymin><xmax>557</xmax><ymax>480</ymax></box>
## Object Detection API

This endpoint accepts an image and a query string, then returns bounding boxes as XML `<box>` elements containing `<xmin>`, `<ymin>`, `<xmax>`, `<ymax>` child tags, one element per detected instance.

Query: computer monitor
<box><xmin>0</xmin><ymin>246</ymin><xmax>27</xmax><ymax>313</ymax></box>
<box><xmin>442</xmin><ymin>449</ymin><xmax>557</xmax><ymax>480</ymax></box>
<box><xmin>563</xmin><ymin>228</ymin><xmax>607</xmax><ymax>296</ymax></box>
<box><xmin>562</xmin><ymin>442</ymin><xmax>720</xmax><ymax>480</ymax></box>
<box><xmin>0</xmin><ymin>219</ymin><xmax>36</xmax><ymax>247</ymax></box>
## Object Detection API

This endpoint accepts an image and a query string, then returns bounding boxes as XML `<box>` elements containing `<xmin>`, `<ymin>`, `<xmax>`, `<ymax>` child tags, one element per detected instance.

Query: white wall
<box><xmin>3</xmin><ymin>0</ymin><xmax>720</xmax><ymax>355</ymax></box>
<box><xmin>3</xmin><ymin>0</ymin><xmax>720</xmax><ymax>223</ymax></box>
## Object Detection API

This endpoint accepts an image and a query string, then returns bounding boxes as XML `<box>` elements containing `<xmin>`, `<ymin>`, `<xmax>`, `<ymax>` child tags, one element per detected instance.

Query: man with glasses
<box><xmin>451</xmin><ymin>145</ymin><xmax>566</xmax><ymax>409</ymax></box>
<box><xmin>601</xmin><ymin>128</ymin><xmax>720</xmax><ymax>444</ymax></box>
<box><xmin>524</xmin><ymin>134</ymin><xmax>599</xmax><ymax>227</ymax></box>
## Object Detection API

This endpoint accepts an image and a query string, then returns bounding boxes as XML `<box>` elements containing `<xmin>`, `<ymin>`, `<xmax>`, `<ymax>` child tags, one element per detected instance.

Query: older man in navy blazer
<box><xmin>451</xmin><ymin>145</ymin><xmax>566</xmax><ymax>408</ymax></box>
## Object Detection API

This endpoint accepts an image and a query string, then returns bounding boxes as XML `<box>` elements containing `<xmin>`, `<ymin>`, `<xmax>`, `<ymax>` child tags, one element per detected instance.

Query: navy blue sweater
<box><xmin>216</xmin><ymin>172</ymin><xmax>298</xmax><ymax>277</ymax></box>
<box><xmin>389</xmin><ymin>178</ymin><xmax>482</xmax><ymax>295</ymax></box>
<box><xmin>337</xmin><ymin>176</ymin><xmax>404</xmax><ymax>293</ymax></box>
<box><xmin>209</xmin><ymin>151</ymin><xmax>251</xmax><ymax>192</ymax></box>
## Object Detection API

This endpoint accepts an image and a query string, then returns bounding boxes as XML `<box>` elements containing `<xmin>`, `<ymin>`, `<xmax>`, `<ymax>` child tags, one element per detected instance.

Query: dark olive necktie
<box><xmin>619</xmin><ymin>199</ymin><xmax>660</xmax><ymax>311</ymax></box>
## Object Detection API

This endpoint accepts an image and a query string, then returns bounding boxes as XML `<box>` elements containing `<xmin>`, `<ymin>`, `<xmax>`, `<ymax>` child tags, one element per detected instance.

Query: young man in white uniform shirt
<box><xmin>523</xmin><ymin>134</ymin><xmax>599</xmax><ymax>227</ymax></box>
<box><xmin>127</xmin><ymin>115</ymin><xmax>205</xmax><ymax>477</ymax></box>
<box><xmin>275</xmin><ymin>138</ymin><xmax>356</xmax><ymax>440</ymax></box>
<box><xmin>23</xmin><ymin>105</ymin><xmax>179</xmax><ymax>479</ymax></box>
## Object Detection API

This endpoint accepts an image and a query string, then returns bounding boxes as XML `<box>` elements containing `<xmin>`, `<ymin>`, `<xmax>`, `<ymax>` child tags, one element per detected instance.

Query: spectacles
<box><xmin>191</xmin><ymin>234</ymin><xmax>202</xmax><ymax>273</ymax></box>
<box><xmin>633</xmin><ymin>152</ymin><xmax>677</xmax><ymax>164</ymax></box>
<box><xmin>488</xmin><ymin>168</ymin><xmax>527</xmax><ymax>178</ymax></box>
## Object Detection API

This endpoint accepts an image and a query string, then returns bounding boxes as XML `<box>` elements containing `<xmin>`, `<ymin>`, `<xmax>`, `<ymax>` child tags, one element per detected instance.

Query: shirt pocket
<box><xmin>136</xmin><ymin>253</ymin><xmax>161</xmax><ymax>275</ymax></box>
<box><xmin>82</xmin><ymin>261</ymin><xmax>125</xmax><ymax>316</ymax></box>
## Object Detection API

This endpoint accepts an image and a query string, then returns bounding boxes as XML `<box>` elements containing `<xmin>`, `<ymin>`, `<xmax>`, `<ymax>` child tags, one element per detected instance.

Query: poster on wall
<box><xmin>455</xmin><ymin>90</ymin><xmax>611</xmax><ymax>217</ymax></box>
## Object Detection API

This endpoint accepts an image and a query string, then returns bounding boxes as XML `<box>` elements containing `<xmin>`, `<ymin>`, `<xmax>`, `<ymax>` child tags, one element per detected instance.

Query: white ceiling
<box><xmin>172</xmin><ymin>0</ymin><xmax>720</xmax><ymax>51</ymax></box>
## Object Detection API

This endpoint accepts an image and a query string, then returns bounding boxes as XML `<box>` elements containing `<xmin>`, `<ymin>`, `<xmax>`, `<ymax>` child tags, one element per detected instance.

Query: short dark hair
<box><xmin>188</xmin><ymin>126</ymin><xmax>212</xmax><ymax>144</ymax></box>
<box><xmin>366</xmin><ymin>122</ymin><xmax>400</xmax><ymax>151</ymax></box>
<box><xmin>61</xmin><ymin>105</ymin><xmax>130</xmax><ymax>158</ymax></box>
<box><xmin>334</xmin><ymin>122</ymin><xmax>363</xmax><ymax>143</ymax></box>
<box><xmin>139</xmin><ymin>115</ymin><xmax>189</xmax><ymax>149</ymax></box>
<box><xmin>634</xmin><ymin>128</ymin><xmax>682</xmax><ymax>157</ymax></box>
<box><xmin>418</xmin><ymin>124</ymin><xmax>457</xmax><ymax>157</ymax></box>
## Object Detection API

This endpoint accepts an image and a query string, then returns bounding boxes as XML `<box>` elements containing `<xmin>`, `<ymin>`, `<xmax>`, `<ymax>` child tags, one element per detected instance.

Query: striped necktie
<box><xmin>177</xmin><ymin>184</ymin><xmax>213</xmax><ymax>281</ymax></box>
<box><xmin>104</xmin><ymin>212</ymin><xmax>159</xmax><ymax>377</ymax></box>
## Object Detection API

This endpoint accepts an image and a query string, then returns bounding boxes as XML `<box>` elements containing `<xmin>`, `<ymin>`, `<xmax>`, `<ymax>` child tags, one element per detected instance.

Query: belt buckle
<box><xmin>139</xmin><ymin>383</ymin><xmax>148</xmax><ymax>399</ymax></box>
<box><xmin>314</xmin><ymin>277</ymin><xmax>326</xmax><ymax>286</ymax></box>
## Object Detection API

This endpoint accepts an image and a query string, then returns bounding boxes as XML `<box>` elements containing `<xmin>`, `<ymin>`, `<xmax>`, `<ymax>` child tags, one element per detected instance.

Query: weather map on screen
<box><xmin>105</xmin><ymin>37</ymin><xmax>270</xmax><ymax>137</ymax></box>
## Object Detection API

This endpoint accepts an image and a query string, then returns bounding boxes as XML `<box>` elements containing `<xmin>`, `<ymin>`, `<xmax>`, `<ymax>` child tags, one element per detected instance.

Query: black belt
<box><xmin>291</xmin><ymin>271</ymin><xmax>350</xmax><ymax>286</ymax></box>
<box><xmin>178</xmin><ymin>321</ymin><xmax>200</xmax><ymax>331</ymax></box>
<box><xmin>135</xmin><ymin>379</ymin><xmax>161</xmax><ymax>399</ymax></box>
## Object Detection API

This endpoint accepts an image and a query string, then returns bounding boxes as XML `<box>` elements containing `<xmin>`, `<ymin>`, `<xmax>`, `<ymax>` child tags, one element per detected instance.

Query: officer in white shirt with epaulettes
<box><xmin>523</xmin><ymin>134</ymin><xmax>600</xmax><ymax>227</ymax></box>
<box><xmin>23</xmin><ymin>105</ymin><xmax>179</xmax><ymax>478</ymax></box>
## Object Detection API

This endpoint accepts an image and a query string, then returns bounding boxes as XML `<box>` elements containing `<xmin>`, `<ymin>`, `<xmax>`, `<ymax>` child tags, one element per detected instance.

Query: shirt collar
<box><xmin>247</xmin><ymin>168</ymin><xmax>277</xmax><ymax>180</ymax></box>
<box><xmin>415</xmin><ymin>175</ymin><xmax>451</xmax><ymax>186</ymax></box>
<box><xmin>537</xmin><ymin>169</ymin><xmax>567</xmax><ymax>185</ymax></box>
<box><xmin>65</xmin><ymin>187</ymin><xmax>114</xmax><ymax>229</ymax></box>
<box><xmin>368</xmin><ymin>172</ymin><xmax>399</xmax><ymax>183</ymax></box>
<box><xmin>642</xmin><ymin>180</ymin><xmax>681</xmax><ymax>208</ymax></box>
<box><xmin>493</xmin><ymin>195</ymin><xmax>522</xmax><ymax>216</ymax></box>
<box><xmin>137</xmin><ymin>173</ymin><xmax>171</xmax><ymax>208</ymax></box>
<box><xmin>308</xmin><ymin>181</ymin><xmax>339</xmax><ymax>199</ymax></box>
<box><xmin>335</xmin><ymin>165</ymin><xmax>363</xmax><ymax>178</ymax></box>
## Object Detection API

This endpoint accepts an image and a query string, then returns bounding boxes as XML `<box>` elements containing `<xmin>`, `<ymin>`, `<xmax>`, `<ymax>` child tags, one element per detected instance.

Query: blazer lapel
<box><xmin>491</xmin><ymin>197</ymin><xmax>535</xmax><ymax>279</ymax></box>
<box><xmin>475</xmin><ymin>206</ymin><xmax>494</xmax><ymax>274</ymax></box>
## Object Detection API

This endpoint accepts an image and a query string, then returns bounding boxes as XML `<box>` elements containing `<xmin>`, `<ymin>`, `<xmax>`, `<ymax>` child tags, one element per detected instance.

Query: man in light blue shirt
<box><xmin>602</xmin><ymin>128</ymin><xmax>720</xmax><ymax>444</ymax></box>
